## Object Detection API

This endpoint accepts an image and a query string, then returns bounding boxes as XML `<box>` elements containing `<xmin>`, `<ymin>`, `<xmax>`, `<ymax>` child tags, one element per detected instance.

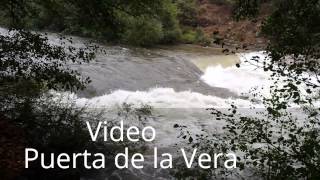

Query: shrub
<box><xmin>159</xmin><ymin>0</ymin><xmax>182</xmax><ymax>44</ymax></box>
<box><xmin>181</xmin><ymin>29</ymin><xmax>198</xmax><ymax>44</ymax></box>
<box><xmin>176</xmin><ymin>0</ymin><xmax>199</xmax><ymax>27</ymax></box>
<box><xmin>181</xmin><ymin>28</ymin><xmax>211</xmax><ymax>45</ymax></box>
<box><xmin>123</xmin><ymin>16</ymin><xmax>164</xmax><ymax>46</ymax></box>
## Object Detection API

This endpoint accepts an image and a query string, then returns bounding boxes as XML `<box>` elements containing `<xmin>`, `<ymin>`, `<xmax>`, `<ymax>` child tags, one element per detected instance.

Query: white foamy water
<box><xmin>75</xmin><ymin>88</ymin><xmax>254</xmax><ymax>109</ymax></box>
<box><xmin>201</xmin><ymin>51</ymin><xmax>272</xmax><ymax>95</ymax></box>
<box><xmin>73</xmin><ymin>52</ymin><xmax>270</xmax><ymax>109</ymax></box>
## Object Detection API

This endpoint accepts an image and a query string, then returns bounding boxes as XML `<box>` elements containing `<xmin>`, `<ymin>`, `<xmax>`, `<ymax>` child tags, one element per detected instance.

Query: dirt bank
<box><xmin>197</xmin><ymin>0</ymin><xmax>271</xmax><ymax>50</ymax></box>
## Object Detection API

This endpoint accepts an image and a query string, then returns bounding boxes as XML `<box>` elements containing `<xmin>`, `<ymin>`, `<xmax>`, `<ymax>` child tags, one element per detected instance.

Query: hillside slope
<box><xmin>197</xmin><ymin>0</ymin><xmax>270</xmax><ymax>49</ymax></box>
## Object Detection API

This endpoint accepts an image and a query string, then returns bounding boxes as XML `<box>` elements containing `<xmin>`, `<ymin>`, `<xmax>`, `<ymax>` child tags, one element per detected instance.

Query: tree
<box><xmin>0</xmin><ymin>27</ymin><xmax>99</xmax><ymax>179</ymax></box>
<box><xmin>0</xmin><ymin>0</ymin><xmax>182</xmax><ymax>44</ymax></box>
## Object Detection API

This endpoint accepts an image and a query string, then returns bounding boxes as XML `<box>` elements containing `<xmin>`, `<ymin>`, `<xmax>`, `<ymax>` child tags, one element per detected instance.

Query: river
<box><xmin>1</xmin><ymin>27</ymin><xmax>269</xmax><ymax>179</ymax></box>
<box><xmin>65</xmin><ymin>41</ymin><xmax>268</xmax><ymax>179</ymax></box>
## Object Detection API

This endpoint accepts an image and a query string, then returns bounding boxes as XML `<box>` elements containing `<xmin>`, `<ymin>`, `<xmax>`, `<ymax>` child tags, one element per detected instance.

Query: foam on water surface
<box><xmin>74</xmin><ymin>87</ymin><xmax>254</xmax><ymax>109</ymax></box>
<box><xmin>201</xmin><ymin>51</ymin><xmax>271</xmax><ymax>95</ymax></box>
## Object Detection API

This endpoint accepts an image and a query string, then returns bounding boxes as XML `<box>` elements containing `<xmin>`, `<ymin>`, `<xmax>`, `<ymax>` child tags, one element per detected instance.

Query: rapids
<box><xmin>1</xmin><ymin>27</ymin><xmax>272</xmax><ymax>179</ymax></box>
<box><xmin>68</xmin><ymin>42</ymin><xmax>269</xmax><ymax>179</ymax></box>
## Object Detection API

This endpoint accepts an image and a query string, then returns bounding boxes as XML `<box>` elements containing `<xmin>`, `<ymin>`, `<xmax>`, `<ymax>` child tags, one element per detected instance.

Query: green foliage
<box><xmin>176</xmin><ymin>0</ymin><xmax>198</xmax><ymax>27</ymax></box>
<box><xmin>122</xmin><ymin>16</ymin><xmax>164</xmax><ymax>46</ymax></box>
<box><xmin>181</xmin><ymin>29</ymin><xmax>198</xmax><ymax>44</ymax></box>
<box><xmin>260</xmin><ymin>0</ymin><xmax>320</xmax><ymax>106</ymax></box>
<box><xmin>158</xmin><ymin>0</ymin><xmax>182</xmax><ymax>44</ymax></box>
<box><xmin>262</xmin><ymin>0</ymin><xmax>320</xmax><ymax>63</ymax></box>
<box><xmin>195</xmin><ymin>29</ymin><xmax>211</xmax><ymax>46</ymax></box>
<box><xmin>181</xmin><ymin>28</ymin><xmax>211</xmax><ymax>46</ymax></box>
<box><xmin>0</xmin><ymin>0</ymin><xmax>184</xmax><ymax>46</ymax></box>
<box><xmin>0</xmin><ymin>0</ymin><xmax>33</xmax><ymax>28</ymax></box>
<box><xmin>116</xmin><ymin>0</ymin><xmax>181</xmax><ymax>46</ymax></box>
<box><xmin>0</xmin><ymin>30</ymin><xmax>95</xmax><ymax>93</ymax></box>
<box><xmin>0</xmin><ymin>29</ymin><xmax>98</xmax><ymax>178</ymax></box>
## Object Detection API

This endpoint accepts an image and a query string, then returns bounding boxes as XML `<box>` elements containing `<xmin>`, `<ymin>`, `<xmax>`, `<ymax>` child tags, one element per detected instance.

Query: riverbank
<box><xmin>195</xmin><ymin>0</ymin><xmax>270</xmax><ymax>50</ymax></box>
<box><xmin>0</xmin><ymin>0</ymin><xmax>270</xmax><ymax>50</ymax></box>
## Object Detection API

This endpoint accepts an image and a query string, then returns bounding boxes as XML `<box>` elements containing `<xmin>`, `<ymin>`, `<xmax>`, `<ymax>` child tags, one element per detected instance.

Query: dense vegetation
<box><xmin>0</xmin><ymin>0</ymin><xmax>192</xmax><ymax>46</ymax></box>
<box><xmin>0</xmin><ymin>0</ymin><xmax>256</xmax><ymax>46</ymax></box>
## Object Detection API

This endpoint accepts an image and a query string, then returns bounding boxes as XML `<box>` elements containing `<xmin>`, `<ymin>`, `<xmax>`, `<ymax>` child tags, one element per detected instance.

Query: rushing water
<box><xmin>67</xmin><ymin>42</ymin><xmax>269</xmax><ymax>179</ymax></box>
<box><xmin>75</xmin><ymin>45</ymin><xmax>239</xmax><ymax>99</ymax></box>
<box><xmin>1</xmin><ymin>27</ymin><xmax>270</xmax><ymax>179</ymax></box>
<box><xmin>74</xmin><ymin>43</ymin><xmax>268</xmax><ymax>108</ymax></box>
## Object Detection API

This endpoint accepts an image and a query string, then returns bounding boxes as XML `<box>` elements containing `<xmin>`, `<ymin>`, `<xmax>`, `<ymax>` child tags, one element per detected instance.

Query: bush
<box><xmin>158</xmin><ymin>0</ymin><xmax>182</xmax><ymax>44</ymax></box>
<box><xmin>181</xmin><ymin>28</ymin><xmax>211</xmax><ymax>45</ymax></box>
<box><xmin>176</xmin><ymin>0</ymin><xmax>199</xmax><ymax>27</ymax></box>
<box><xmin>122</xmin><ymin>16</ymin><xmax>164</xmax><ymax>46</ymax></box>
<box><xmin>181</xmin><ymin>29</ymin><xmax>197</xmax><ymax>44</ymax></box>
<box><xmin>119</xmin><ymin>0</ymin><xmax>182</xmax><ymax>46</ymax></box>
